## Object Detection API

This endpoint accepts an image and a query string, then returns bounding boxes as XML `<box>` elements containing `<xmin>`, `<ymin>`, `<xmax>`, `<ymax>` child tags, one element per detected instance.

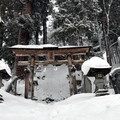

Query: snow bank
<box><xmin>0</xmin><ymin>59</ymin><xmax>11</xmax><ymax>76</ymax></box>
<box><xmin>81</xmin><ymin>57</ymin><xmax>111</xmax><ymax>75</ymax></box>
<box><xmin>16</xmin><ymin>64</ymin><xmax>70</xmax><ymax>101</ymax></box>
<box><xmin>0</xmin><ymin>90</ymin><xmax>120</xmax><ymax>120</ymax></box>
<box><xmin>11</xmin><ymin>44</ymin><xmax>58</xmax><ymax>49</ymax></box>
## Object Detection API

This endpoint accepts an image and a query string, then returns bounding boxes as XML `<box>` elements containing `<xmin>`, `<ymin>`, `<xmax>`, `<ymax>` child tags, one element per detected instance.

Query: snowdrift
<box><xmin>0</xmin><ymin>60</ymin><xmax>11</xmax><ymax>76</ymax></box>
<box><xmin>0</xmin><ymin>89</ymin><xmax>120</xmax><ymax>120</ymax></box>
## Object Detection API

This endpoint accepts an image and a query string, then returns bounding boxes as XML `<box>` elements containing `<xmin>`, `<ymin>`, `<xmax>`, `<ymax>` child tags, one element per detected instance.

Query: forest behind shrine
<box><xmin>0</xmin><ymin>0</ymin><xmax>120</xmax><ymax>68</ymax></box>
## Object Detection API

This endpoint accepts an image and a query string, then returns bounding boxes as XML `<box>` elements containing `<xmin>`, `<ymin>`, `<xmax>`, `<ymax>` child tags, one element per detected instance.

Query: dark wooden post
<box><xmin>24</xmin><ymin>68</ymin><xmax>30</xmax><ymax>99</ymax></box>
<box><xmin>13</xmin><ymin>57</ymin><xmax>17</xmax><ymax>95</ymax></box>
<box><xmin>67</xmin><ymin>55</ymin><xmax>77</xmax><ymax>95</ymax></box>
<box><xmin>14</xmin><ymin>80</ymin><xmax>17</xmax><ymax>95</ymax></box>
<box><xmin>30</xmin><ymin>55</ymin><xmax>35</xmax><ymax>99</ymax></box>
<box><xmin>0</xmin><ymin>74</ymin><xmax>3</xmax><ymax>88</ymax></box>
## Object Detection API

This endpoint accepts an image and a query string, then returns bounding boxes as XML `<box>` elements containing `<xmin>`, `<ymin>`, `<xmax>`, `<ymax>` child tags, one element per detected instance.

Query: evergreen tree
<box><xmin>98</xmin><ymin>0</ymin><xmax>120</xmax><ymax>64</ymax></box>
<box><xmin>0</xmin><ymin>0</ymin><xmax>22</xmax><ymax>68</ymax></box>
<box><xmin>52</xmin><ymin>0</ymin><xmax>101</xmax><ymax>46</ymax></box>
<box><xmin>0</xmin><ymin>0</ymin><xmax>53</xmax><ymax>67</ymax></box>
<box><xmin>32</xmin><ymin>0</ymin><xmax>53</xmax><ymax>44</ymax></box>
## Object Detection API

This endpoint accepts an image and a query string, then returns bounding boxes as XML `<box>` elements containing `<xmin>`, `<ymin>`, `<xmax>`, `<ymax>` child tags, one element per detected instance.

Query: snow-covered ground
<box><xmin>13</xmin><ymin>64</ymin><xmax>71</xmax><ymax>101</ymax></box>
<box><xmin>0</xmin><ymin>55</ymin><xmax>119</xmax><ymax>120</ymax></box>
<box><xmin>0</xmin><ymin>89</ymin><xmax>120</xmax><ymax>120</ymax></box>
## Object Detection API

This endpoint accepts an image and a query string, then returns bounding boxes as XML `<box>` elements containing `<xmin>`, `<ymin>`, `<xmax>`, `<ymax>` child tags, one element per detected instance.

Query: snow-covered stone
<box><xmin>81</xmin><ymin>57</ymin><xmax>111</xmax><ymax>75</ymax></box>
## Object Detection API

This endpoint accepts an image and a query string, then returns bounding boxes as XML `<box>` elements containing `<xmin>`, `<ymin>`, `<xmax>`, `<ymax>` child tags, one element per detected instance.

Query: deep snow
<box><xmin>0</xmin><ymin>59</ymin><xmax>11</xmax><ymax>76</ymax></box>
<box><xmin>0</xmin><ymin>89</ymin><xmax>120</xmax><ymax>120</ymax></box>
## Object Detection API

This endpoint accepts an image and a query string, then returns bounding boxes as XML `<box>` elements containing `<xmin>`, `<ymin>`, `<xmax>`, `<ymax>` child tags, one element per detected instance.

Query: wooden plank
<box><xmin>13</xmin><ymin>49</ymin><xmax>47</xmax><ymax>55</ymax></box>
<box><xmin>17</xmin><ymin>59</ymin><xmax>85</xmax><ymax>66</ymax></box>
<box><xmin>16</xmin><ymin>54</ymin><xmax>30</xmax><ymax>56</ymax></box>
<box><xmin>17</xmin><ymin>61</ymin><xmax>30</xmax><ymax>66</ymax></box>
<box><xmin>15</xmin><ymin>52</ymin><xmax>87</xmax><ymax>57</ymax></box>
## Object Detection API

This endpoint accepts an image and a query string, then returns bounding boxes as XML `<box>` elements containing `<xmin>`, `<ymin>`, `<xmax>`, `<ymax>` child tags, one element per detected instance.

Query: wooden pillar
<box><xmin>30</xmin><ymin>55</ymin><xmax>35</xmax><ymax>99</ymax></box>
<box><xmin>0</xmin><ymin>74</ymin><xmax>3</xmax><ymax>88</ymax></box>
<box><xmin>14</xmin><ymin>80</ymin><xmax>17</xmax><ymax>95</ymax></box>
<box><xmin>67</xmin><ymin>55</ymin><xmax>77</xmax><ymax>95</ymax></box>
<box><xmin>24</xmin><ymin>68</ymin><xmax>30</xmax><ymax>99</ymax></box>
<box><xmin>13</xmin><ymin>57</ymin><xmax>17</xmax><ymax>95</ymax></box>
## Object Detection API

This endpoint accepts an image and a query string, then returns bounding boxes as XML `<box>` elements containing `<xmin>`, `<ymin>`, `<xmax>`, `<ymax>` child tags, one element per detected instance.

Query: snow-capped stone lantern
<box><xmin>10</xmin><ymin>44</ymin><xmax>91</xmax><ymax>99</ymax></box>
<box><xmin>81</xmin><ymin>57</ymin><xmax>111</xmax><ymax>96</ymax></box>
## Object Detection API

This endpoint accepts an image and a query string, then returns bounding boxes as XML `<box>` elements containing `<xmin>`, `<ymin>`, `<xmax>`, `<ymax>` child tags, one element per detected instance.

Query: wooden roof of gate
<box><xmin>10</xmin><ymin>44</ymin><xmax>91</xmax><ymax>65</ymax></box>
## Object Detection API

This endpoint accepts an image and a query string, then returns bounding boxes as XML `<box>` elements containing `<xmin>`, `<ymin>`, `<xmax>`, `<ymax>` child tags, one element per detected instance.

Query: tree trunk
<box><xmin>43</xmin><ymin>16</ymin><xmax>47</xmax><ymax>44</ymax></box>
<box><xmin>0</xmin><ymin>31</ymin><xmax>3</xmax><ymax>47</ymax></box>
<box><xmin>18</xmin><ymin>0</ymin><xmax>32</xmax><ymax>45</ymax></box>
<box><xmin>102</xmin><ymin>0</ymin><xmax>113</xmax><ymax>65</ymax></box>
<box><xmin>35</xmin><ymin>28</ymin><xmax>39</xmax><ymax>45</ymax></box>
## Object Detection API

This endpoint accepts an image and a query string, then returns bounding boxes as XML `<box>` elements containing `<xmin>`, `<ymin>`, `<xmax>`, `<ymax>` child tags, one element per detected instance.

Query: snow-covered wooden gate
<box><xmin>10</xmin><ymin>44</ymin><xmax>91</xmax><ymax>99</ymax></box>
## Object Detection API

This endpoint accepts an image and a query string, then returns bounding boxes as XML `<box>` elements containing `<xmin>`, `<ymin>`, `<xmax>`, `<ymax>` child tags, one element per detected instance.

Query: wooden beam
<box><xmin>17</xmin><ymin>60</ymin><xmax>85</xmax><ymax>66</ymax></box>
<box><xmin>16</xmin><ymin>54</ymin><xmax>30</xmax><ymax>57</ymax></box>
<box><xmin>17</xmin><ymin>61</ymin><xmax>30</xmax><ymax>66</ymax></box>
<box><xmin>15</xmin><ymin>52</ymin><xmax>87</xmax><ymax>57</ymax></box>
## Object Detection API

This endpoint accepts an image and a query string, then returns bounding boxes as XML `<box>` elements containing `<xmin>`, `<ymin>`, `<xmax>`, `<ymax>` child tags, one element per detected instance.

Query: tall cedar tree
<box><xmin>0</xmin><ymin>0</ymin><xmax>22</xmax><ymax>68</ymax></box>
<box><xmin>52</xmin><ymin>0</ymin><xmax>101</xmax><ymax>46</ymax></box>
<box><xmin>32</xmin><ymin>0</ymin><xmax>53</xmax><ymax>44</ymax></box>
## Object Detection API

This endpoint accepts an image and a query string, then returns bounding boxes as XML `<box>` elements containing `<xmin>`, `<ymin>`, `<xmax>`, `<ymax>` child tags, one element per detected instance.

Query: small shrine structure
<box><xmin>10</xmin><ymin>44</ymin><xmax>91</xmax><ymax>99</ymax></box>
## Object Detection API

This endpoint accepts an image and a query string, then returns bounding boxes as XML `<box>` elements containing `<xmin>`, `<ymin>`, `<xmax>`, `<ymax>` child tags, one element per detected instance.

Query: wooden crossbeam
<box><xmin>17</xmin><ymin>59</ymin><xmax>85</xmax><ymax>66</ymax></box>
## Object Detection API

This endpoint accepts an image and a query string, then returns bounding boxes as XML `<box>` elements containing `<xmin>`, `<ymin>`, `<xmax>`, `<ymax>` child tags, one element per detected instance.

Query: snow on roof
<box><xmin>59</xmin><ymin>45</ymin><xmax>79</xmax><ymax>48</ymax></box>
<box><xmin>11</xmin><ymin>44</ymin><xmax>58</xmax><ymax>49</ymax></box>
<box><xmin>0</xmin><ymin>59</ymin><xmax>11</xmax><ymax>76</ymax></box>
<box><xmin>10</xmin><ymin>44</ymin><xmax>90</xmax><ymax>49</ymax></box>
<box><xmin>81</xmin><ymin>57</ymin><xmax>111</xmax><ymax>75</ymax></box>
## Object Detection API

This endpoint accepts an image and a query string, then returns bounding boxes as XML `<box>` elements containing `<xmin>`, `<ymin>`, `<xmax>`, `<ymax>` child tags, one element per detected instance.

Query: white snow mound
<box><xmin>0</xmin><ymin>59</ymin><xmax>11</xmax><ymax>76</ymax></box>
<box><xmin>81</xmin><ymin>57</ymin><xmax>111</xmax><ymax>75</ymax></box>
